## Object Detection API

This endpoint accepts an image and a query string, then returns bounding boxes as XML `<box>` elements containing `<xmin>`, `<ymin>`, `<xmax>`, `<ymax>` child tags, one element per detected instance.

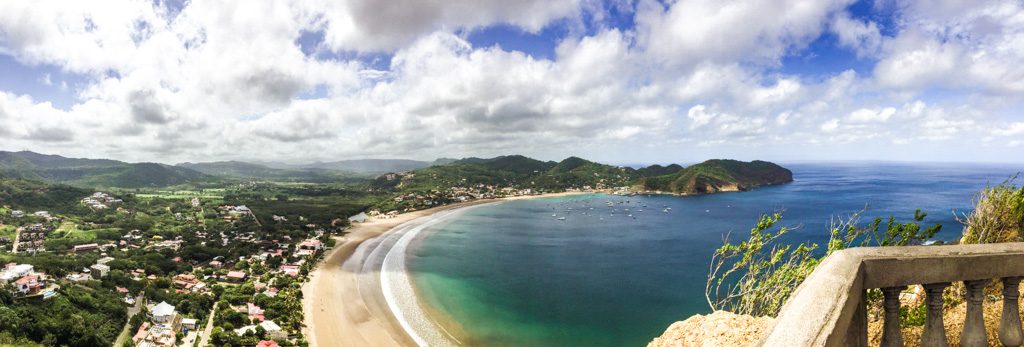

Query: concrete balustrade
<box><xmin>761</xmin><ymin>243</ymin><xmax>1024</xmax><ymax>346</ymax></box>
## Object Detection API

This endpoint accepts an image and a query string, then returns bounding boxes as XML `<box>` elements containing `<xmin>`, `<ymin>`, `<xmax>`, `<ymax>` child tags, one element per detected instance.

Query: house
<box><xmin>235</xmin><ymin>320</ymin><xmax>286</xmax><ymax>340</ymax></box>
<box><xmin>65</xmin><ymin>273</ymin><xmax>92</xmax><ymax>282</ymax></box>
<box><xmin>348</xmin><ymin>212</ymin><xmax>368</xmax><ymax>223</ymax></box>
<box><xmin>96</xmin><ymin>257</ymin><xmax>115</xmax><ymax>265</ymax></box>
<box><xmin>181</xmin><ymin>318</ymin><xmax>198</xmax><ymax>331</ymax></box>
<box><xmin>299</xmin><ymin>239</ymin><xmax>323</xmax><ymax>252</ymax></box>
<box><xmin>0</xmin><ymin>263</ymin><xmax>34</xmax><ymax>283</ymax></box>
<box><xmin>90</xmin><ymin>264</ymin><xmax>110</xmax><ymax>278</ymax></box>
<box><xmin>10</xmin><ymin>210</ymin><xmax>24</xmax><ymax>218</ymax></box>
<box><xmin>257</xmin><ymin>341</ymin><xmax>280</xmax><ymax>347</ymax></box>
<box><xmin>191</xmin><ymin>197</ymin><xmax>200</xmax><ymax>207</ymax></box>
<box><xmin>209</xmin><ymin>260</ymin><xmax>223</xmax><ymax>268</ymax></box>
<box><xmin>279</xmin><ymin>265</ymin><xmax>300</xmax><ymax>277</ymax></box>
<box><xmin>13</xmin><ymin>274</ymin><xmax>46</xmax><ymax>295</ymax></box>
<box><xmin>260</xmin><ymin>320</ymin><xmax>287</xmax><ymax>340</ymax></box>
<box><xmin>150</xmin><ymin>301</ymin><xmax>177</xmax><ymax>324</ymax></box>
<box><xmin>226</xmin><ymin>271</ymin><xmax>246</xmax><ymax>282</ymax></box>
<box><xmin>73</xmin><ymin>243</ymin><xmax>99</xmax><ymax>252</ymax></box>
<box><xmin>247</xmin><ymin>303</ymin><xmax>265</xmax><ymax>322</ymax></box>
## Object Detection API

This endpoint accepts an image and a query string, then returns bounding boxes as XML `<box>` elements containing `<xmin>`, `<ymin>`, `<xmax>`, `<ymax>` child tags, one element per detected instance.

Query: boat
<box><xmin>552</xmin><ymin>214</ymin><xmax>557</xmax><ymax>217</ymax></box>
<box><xmin>557</xmin><ymin>217</ymin><xmax>566</xmax><ymax>221</ymax></box>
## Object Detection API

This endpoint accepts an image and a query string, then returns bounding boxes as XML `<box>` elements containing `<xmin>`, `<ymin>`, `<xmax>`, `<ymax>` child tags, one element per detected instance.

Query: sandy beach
<box><xmin>301</xmin><ymin>192</ymin><xmax>588</xmax><ymax>347</ymax></box>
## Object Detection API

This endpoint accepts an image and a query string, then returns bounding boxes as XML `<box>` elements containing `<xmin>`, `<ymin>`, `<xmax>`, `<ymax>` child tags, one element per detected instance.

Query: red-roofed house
<box><xmin>226</xmin><ymin>271</ymin><xmax>246</xmax><ymax>282</ymax></box>
<box><xmin>279</xmin><ymin>265</ymin><xmax>300</xmax><ymax>277</ymax></box>
<box><xmin>257</xmin><ymin>341</ymin><xmax>279</xmax><ymax>347</ymax></box>
<box><xmin>299</xmin><ymin>239</ymin><xmax>323</xmax><ymax>252</ymax></box>
<box><xmin>14</xmin><ymin>274</ymin><xmax>46</xmax><ymax>295</ymax></box>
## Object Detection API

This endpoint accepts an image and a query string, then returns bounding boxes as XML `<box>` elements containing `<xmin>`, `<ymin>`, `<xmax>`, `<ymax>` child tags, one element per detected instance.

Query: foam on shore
<box><xmin>380</xmin><ymin>203</ymin><xmax>497</xmax><ymax>347</ymax></box>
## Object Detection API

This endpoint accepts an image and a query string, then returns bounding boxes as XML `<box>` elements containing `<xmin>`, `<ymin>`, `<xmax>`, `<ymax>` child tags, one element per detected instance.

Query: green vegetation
<box><xmin>959</xmin><ymin>177</ymin><xmax>1024</xmax><ymax>244</ymax></box>
<box><xmin>643</xmin><ymin>159</ymin><xmax>793</xmax><ymax>195</ymax></box>
<box><xmin>705</xmin><ymin>210</ymin><xmax>940</xmax><ymax>317</ymax></box>
<box><xmin>0</xmin><ymin>151</ymin><xmax>218</xmax><ymax>188</ymax></box>
<box><xmin>0</xmin><ymin>284</ymin><xmax>127</xmax><ymax>346</ymax></box>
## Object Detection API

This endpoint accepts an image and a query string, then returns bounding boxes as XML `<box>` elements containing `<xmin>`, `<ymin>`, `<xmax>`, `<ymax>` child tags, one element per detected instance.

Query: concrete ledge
<box><xmin>761</xmin><ymin>243</ymin><xmax>1024</xmax><ymax>347</ymax></box>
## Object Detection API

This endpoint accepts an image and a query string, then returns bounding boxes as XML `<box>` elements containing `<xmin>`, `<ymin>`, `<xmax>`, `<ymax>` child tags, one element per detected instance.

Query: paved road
<box><xmin>11</xmin><ymin>227</ymin><xmax>20</xmax><ymax>253</ymax></box>
<box><xmin>197</xmin><ymin>306</ymin><xmax>216</xmax><ymax>347</ymax></box>
<box><xmin>113</xmin><ymin>295</ymin><xmax>144</xmax><ymax>347</ymax></box>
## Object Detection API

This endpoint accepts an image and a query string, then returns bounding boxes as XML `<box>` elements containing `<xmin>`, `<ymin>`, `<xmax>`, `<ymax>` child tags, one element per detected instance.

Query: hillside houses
<box><xmin>1</xmin><ymin>264</ymin><xmax>51</xmax><ymax>297</ymax></box>
<box><xmin>133</xmin><ymin>301</ymin><xmax>183</xmax><ymax>347</ymax></box>
<box><xmin>81</xmin><ymin>192</ymin><xmax>122</xmax><ymax>210</ymax></box>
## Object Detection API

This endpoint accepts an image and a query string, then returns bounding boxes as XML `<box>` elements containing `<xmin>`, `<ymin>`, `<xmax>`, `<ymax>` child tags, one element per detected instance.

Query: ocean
<box><xmin>407</xmin><ymin>163</ymin><xmax>1022</xmax><ymax>346</ymax></box>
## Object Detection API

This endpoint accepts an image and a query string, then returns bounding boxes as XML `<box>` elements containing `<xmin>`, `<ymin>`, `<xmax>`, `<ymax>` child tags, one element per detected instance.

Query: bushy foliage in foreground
<box><xmin>705</xmin><ymin>210</ymin><xmax>940</xmax><ymax>317</ymax></box>
<box><xmin>959</xmin><ymin>177</ymin><xmax>1024</xmax><ymax>244</ymax></box>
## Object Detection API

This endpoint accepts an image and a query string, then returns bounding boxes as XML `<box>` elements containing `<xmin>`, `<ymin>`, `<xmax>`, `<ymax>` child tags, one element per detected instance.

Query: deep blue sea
<box><xmin>408</xmin><ymin>163</ymin><xmax>1022</xmax><ymax>346</ymax></box>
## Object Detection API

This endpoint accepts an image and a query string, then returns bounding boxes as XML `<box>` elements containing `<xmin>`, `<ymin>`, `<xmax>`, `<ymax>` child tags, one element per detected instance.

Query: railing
<box><xmin>761</xmin><ymin>242</ymin><xmax>1024</xmax><ymax>346</ymax></box>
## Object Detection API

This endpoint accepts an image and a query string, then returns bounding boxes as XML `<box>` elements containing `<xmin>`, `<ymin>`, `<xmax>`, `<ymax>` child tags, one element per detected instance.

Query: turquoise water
<box><xmin>408</xmin><ymin>163</ymin><xmax>1022</xmax><ymax>346</ymax></box>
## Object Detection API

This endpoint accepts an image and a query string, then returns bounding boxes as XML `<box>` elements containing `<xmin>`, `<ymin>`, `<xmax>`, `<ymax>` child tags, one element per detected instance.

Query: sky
<box><xmin>0</xmin><ymin>0</ymin><xmax>1023</xmax><ymax>165</ymax></box>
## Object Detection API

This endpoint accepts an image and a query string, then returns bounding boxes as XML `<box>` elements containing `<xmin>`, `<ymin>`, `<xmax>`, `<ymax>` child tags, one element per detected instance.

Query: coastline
<box><xmin>301</xmin><ymin>191</ymin><xmax>590</xmax><ymax>347</ymax></box>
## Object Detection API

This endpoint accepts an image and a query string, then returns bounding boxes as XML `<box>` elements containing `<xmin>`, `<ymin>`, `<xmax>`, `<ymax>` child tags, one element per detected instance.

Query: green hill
<box><xmin>636</xmin><ymin>164</ymin><xmax>684</xmax><ymax>177</ymax></box>
<box><xmin>0</xmin><ymin>151</ymin><xmax>216</xmax><ymax>188</ymax></box>
<box><xmin>373</xmin><ymin>155</ymin><xmax>637</xmax><ymax>192</ymax></box>
<box><xmin>641</xmin><ymin>159</ymin><xmax>792</xmax><ymax>195</ymax></box>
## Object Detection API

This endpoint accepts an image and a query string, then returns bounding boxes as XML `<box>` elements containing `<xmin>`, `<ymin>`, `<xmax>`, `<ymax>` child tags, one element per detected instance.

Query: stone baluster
<box><xmin>961</xmin><ymin>280</ymin><xmax>987</xmax><ymax>346</ymax></box>
<box><xmin>1001</xmin><ymin>277</ymin><xmax>1023</xmax><ymax>347</ymax></box>
<box><xmin>881</xmin><ymin>286</ymin><xmax>906</xmax><ymax>347</ymax></box>
<box><xmin>921</xmin><ymin>282</ymin><xmax>951</xmax><ymax>347</ymax></box>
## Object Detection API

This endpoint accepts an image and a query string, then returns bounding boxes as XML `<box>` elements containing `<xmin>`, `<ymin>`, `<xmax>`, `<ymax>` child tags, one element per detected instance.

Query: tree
<box><xmin>706</xmin><ymin>210</ymin><xmax>940</xmax><ymax>317</ymax></box>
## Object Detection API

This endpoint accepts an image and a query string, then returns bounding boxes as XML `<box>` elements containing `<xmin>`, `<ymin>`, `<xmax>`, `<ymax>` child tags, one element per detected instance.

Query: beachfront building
<box><xmin>348</xmin><ymin>212</ymin><xmax>368</xmax><ymax>223</ymax></box>
<box><xmin>298</xmin><ymin>239</ymin><xmax>323</xmax><ymax>252</ymax></box>
<box><xmin>235</xmin><ymin>320</ymin><xmax>287</xmax><ymax>340</ymax></box>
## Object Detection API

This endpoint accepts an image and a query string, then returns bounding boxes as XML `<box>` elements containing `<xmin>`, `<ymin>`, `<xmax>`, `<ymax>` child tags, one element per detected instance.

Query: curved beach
<box><xmin>302</xmin><ymin>193</ymin><xmax>584</xmax><ymax>347</ymax></box>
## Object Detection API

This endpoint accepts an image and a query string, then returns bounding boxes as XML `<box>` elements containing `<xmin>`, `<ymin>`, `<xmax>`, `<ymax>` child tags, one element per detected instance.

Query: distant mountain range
<box><xmin>0</xmin><ymin>151</ymin><xmax>215</xmax><ymax>188</ymax></box>
<box><xmin>0</xmin><ymin>151</ymin><xmax>792</xmax><ymax>193</ymax></box>
<box><xmin>0</xmin><ymin>151</ymin><xmax>457</xmax><ymax>187</ymax></box>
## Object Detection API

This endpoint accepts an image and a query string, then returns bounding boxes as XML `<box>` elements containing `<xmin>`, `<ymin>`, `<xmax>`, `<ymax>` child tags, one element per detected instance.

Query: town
<box><xmin>0</xmin><ymin>186</ymin><xmax>341</xmax><ymax>347</ymax></box>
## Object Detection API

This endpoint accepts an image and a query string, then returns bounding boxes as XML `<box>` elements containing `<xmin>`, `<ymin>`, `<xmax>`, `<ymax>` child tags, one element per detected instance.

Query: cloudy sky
<box><xmin>0</xmin><ymin>0</ymin><xmax>1022</xmax><ymax>165</ymax></box>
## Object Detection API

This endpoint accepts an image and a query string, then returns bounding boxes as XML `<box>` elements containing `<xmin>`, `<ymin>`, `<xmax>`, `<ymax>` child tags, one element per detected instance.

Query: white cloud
<box><xmin>846</xmin><ymin>107</ymin><xmax>896</xmax><ymax>123</ymax></box>
<box><xmin>315</xmin><ymin>0</ymin><xmax>583</xmax><ymax>52</ymax></box>
<box><xmin>635</xmin><ymin>0</ymin><xmax>853</xmax><ymax>67</ymax></box>
<box><xmin>830</xmin><ymin>11</ymin><xmax>882</xmax><ymax>57</ymax></box>
<box><xmin>0</xmin><ymin>0</ymin><xmax>1021</xmax><ymax>163</ymax></box>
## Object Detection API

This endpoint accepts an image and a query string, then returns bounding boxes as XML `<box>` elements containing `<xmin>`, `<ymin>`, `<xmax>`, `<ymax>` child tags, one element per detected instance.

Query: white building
<box><xmin>90</xmin><ymin>264</ymin><xmax>110</xmax><ymax>278</ymax></box>
<box><xmin>348</xmin><ymin>212</ymin><xmax>368</xmax><ymax>223</ymax></box>
<box><xmin>0</xmin><ymin>264</ymin><xmax>34</xmax><ymax>283</ymax></box>
<box><xmin>150</xmin><ymin>301</ymin><xmax>177</xmax><ymax>324</ymax></box>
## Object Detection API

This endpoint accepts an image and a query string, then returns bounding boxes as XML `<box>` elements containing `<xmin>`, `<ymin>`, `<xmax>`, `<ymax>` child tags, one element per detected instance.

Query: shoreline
<box><xmin>301</xmin><ymin>191</ymin><xmax>591</xmax><ymax>347</ymax></box>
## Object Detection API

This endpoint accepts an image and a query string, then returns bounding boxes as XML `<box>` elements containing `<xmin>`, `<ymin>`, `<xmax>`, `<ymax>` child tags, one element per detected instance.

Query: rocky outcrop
<box><xmin>647</xmin><ymin>311</ymin><xmax>775</xmax><ymax>347</ymax></box>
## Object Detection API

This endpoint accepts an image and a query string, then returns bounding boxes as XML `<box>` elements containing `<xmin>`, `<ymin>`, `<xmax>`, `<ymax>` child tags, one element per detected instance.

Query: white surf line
<box><xmin>380</xmin><ymin>203</ymin><xmax>498</xmax><ymax>347</ymax></box>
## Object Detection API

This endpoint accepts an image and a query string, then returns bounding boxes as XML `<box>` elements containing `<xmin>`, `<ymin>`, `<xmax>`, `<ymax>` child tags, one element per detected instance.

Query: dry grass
<box><xmin>959</xmin><ymin>178</ymin><xmax>1024</xmax><ymax>244</ymax></box>
<box><xmin>868</xmin><ymin>284</ymin><xmax>1022</xmax><ymax>347</ymax></box>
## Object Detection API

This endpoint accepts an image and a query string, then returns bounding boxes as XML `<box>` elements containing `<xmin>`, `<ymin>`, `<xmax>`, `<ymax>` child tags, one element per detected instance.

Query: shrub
<box><xmin>706</xmin><ymin>210</ymin><xmax>940</xmax><ymax>317</ymax></box>
<box><xmin>959</xmin><ymin>177</ymin><xmax>1024</xmax><ymax>244</ymax></box>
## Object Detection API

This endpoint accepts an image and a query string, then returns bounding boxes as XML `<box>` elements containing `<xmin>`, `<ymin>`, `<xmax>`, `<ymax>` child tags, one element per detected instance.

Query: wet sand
<box><xmin>302</xmin><ymin>192</ymin><xmax>588</xmax><ymax>347</ymax></box>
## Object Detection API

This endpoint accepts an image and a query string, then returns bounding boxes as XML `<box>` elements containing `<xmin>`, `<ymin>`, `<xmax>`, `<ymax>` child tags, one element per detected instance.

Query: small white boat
<box><xmin>552</xmin><ymin>214</ymin><xmax>557</xmax><ymax>217</ymax></box>
<box><xmin>557</xmin><ymin>217</ymin><xmax>566</xmax><ymax>221</ymax></box>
